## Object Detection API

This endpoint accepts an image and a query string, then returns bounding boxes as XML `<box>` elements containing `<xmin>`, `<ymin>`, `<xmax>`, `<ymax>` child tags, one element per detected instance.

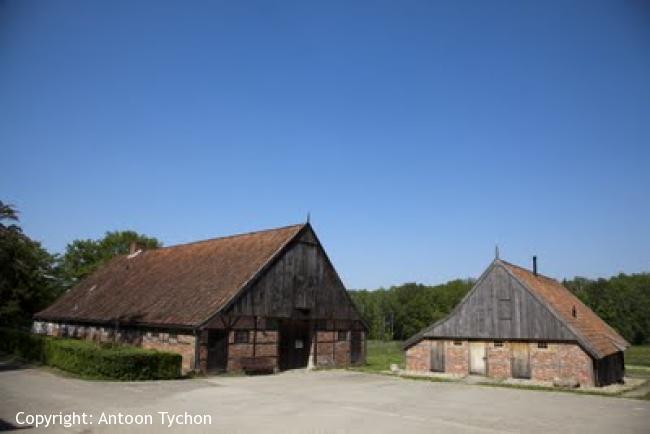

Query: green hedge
<box><xmin>0</xmin><ymin>328</ymin><xmax>182</xmax><ymax>380</ymax></box>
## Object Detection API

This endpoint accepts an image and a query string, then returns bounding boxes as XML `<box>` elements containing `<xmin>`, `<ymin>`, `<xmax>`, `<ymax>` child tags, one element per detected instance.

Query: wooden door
<box><xmin>430</xmin><ymin>341</ymin><xmax>445</xmax><ymax>372</ymax></box>
<box><xmin>207</xmin><ymin>330</ymin><xmax>228</xmax><ymax>372</ymax></box>
<box><xmin>279</xmin><ymin>320</ymin><xmax>311</xmax><ymax>370</ymax></box>
<box><xmin>469</xmin><ymin>342</ymin><xmax>486</xmax><ymax>375</ymax></box>
<box><xmin>350</xmin><ymin>331</ymin><xmax>362</xmax><ymax>365</ymax></box>
<box><xmin>511</xmin><ymin>343</ymin><xmax>531</xmax><ymax>379</ymax></box>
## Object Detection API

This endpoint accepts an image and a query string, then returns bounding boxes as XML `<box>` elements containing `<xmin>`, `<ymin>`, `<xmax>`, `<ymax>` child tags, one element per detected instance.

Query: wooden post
<box><xmin>253</xmin><ymin>316</ymin><xmax>258</xmax><ymax>358</ymax></box>
<box><xmin>312</xmin><ymin>320</ymin><xmax>317</xmax><ymax>367</ymax></box>
<box><xmin>332</xmin><ymin>319</ymin><xmax>336</xmax><ymax>361</ymax></box>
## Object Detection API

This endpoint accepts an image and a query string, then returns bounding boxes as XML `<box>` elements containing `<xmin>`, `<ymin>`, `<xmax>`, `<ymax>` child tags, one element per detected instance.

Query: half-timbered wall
<box><xmin>225</xmin><ymin>228</ymin><xmax>362</xmax><ymax>322</ymax></box>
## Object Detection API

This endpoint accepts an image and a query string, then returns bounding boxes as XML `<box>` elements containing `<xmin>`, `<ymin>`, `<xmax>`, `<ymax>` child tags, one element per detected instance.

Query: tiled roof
<box><xmin>35</xmin><ymin>224</ymin><xmax>305</xmax><ymax>327</ymax></box>
<box><xmin>502</xmin><ymin>260</ymin><xmax>629</xmax><ymax>358</ymax></box>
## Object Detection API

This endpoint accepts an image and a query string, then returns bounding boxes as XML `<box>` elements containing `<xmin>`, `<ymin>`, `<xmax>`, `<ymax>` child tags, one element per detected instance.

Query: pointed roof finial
<box><xmin>495</xmin><ymin>244</ymin><xmax>500</xmax><ymax>260</ymax></box>
<box><xmin>306</xmin><ymin>212</ymin><xmax>310</xmax><ymax>224</ymax></box>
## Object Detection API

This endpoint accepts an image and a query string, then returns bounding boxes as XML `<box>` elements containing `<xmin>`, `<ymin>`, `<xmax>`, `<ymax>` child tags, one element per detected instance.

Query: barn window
<box><xmin>234</xmin><ymin>330</ymin><xmax>249</xmax><ymax>344</ymax></box>
<box><xmin>572</xmin><ymin>306</ymin><xmax>577</xmax><ymax>318</ymax></box>
<box><xmin>338</xmin><ymin>331</ymin><xmax>348</xmax><ymax>341</ymax></box>
<box><xmin>453</xmin><ymin>340</ymin><xmax>463</xmax><ymax>346</ymax></box>
<box><xmin>538</xmin><ymin>342</ymin><xmax>548</xmax><ymax>349</ymax></box>
<box><xmin>493</xmin><ymin>341</ymin><xmax>504</xmax><ymax>347</ymax></box>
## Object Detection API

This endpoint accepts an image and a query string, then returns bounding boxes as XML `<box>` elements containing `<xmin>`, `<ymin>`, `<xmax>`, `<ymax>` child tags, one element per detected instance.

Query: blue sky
<box><xmin>1</xmin><ymin>1</ymin><xmax>649</xmax><ymax>289</ymax></box>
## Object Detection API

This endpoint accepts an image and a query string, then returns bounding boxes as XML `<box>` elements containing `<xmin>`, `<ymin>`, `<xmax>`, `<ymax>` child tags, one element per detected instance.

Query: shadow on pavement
<box><xmin>0</xmin><ymin>418</ymin><xmax>32</xmax><ymax>431</ymax></box>
<box><xmin>0</xmin><ymin>354</ymin><xmax>31</xmax><ymax>373</ymax></box>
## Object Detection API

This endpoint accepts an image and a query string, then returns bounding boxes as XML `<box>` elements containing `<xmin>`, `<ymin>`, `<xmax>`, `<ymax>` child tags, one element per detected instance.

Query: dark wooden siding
<box><xmin>595</xmin><ymin>351</ymin><xmax>624</xmax><ymax>386</ymax></box>
<box><xmin>427</xmin><ymin>264</ymin><xmax>576</xmax><ymax>341</ymax></box>
<box><xmin>225</xmin><ymin>228</ymin><xmax>362</xmax><ymax>322</ymax></box>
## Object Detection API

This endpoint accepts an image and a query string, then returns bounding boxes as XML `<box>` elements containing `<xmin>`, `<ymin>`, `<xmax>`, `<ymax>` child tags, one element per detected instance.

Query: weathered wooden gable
<box><xmin>428</xmin><ymin>263</ymin><xmax>576</xmax><ymax>341</ymax></box>
<box><xmin>226</xmin><ymin>226</ymin><xmax>362</xmax><ymax>321</ymax></box>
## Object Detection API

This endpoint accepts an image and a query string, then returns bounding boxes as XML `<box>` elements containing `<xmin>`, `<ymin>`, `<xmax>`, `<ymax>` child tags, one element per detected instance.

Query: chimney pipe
<box><xmin>129</xmin><ymin>241</ymin><xmax>137</xmax><ymax>255</ymax></box>
<box><xmin>533</xmin><ymin>256</ymin><xmax>538</xmax><ymax>276</ymax></box>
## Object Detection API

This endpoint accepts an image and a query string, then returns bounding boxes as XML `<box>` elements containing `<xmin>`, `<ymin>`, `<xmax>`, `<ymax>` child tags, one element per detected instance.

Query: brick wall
<box><xmin>486</xmin><ymin>342</ymin><xmax>511</xmax><ymax>379</ymax></box>
<box><xmin>531</xmin><ymin>343</ymin><xmax>594</xmax><ymax>386</ymax></box>
<box><xmin>406</xmin><ymin>338</ymin><xmax>595</xmax><ymax>386</ymax></box>
<box><xmin>142</xmin><ymin>332</ymin><xmax>196</xmax><ymax>373</ymax></box>
<box><xmin>406</xmin><ymin>340</ymin><xmax>431</xmax><ymax>372</ymax></box>
<box><xmin>445</xmin><ymin>340</ymin><xmax>469</xmax><ymax>375</ymax></box>
<box><xmin>226</xmin><ymin>330</ymin><xmax>278</xmax><ymax>372</ymax></box>
<box><xmin>314</xmin><ymin>331</ymin><xmax>354</xmax><ymax>367</ymax></box>
<box><xmin>34</xmin><ymin>321</ymin><xmax>365</xmax><ymax>375</ymax></box>
<box><xmin>33</xmin><ymin>321</ymin><xmax>196</xmax><ymax>374</ymax></box>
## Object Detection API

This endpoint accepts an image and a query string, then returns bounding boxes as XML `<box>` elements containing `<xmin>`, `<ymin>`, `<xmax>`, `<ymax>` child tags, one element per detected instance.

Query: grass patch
<box><xmin>626</xmin><ymin>367</ymin><xmax>650</xmax><ymax>379</ymax></box>
<box><xmin>625</xmin><ymin>345</ymin><xmax>650</xmax><ymax>367</ymax></box>
<box><xmin>352</xmin><ymin>340</ymin><xmax>404</xmax><ymax>373</ymax></box>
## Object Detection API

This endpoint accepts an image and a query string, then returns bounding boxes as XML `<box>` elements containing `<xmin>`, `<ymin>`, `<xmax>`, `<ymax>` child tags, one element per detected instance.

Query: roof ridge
<box><xmin>498</xmin><ymin>259</ymin><xmax>558</xmax><ymax>282</ymax></box>
<box><xmin>151</xmin><ymin>223</ymin><xmax>306</xmax><ymax>252</ymax></box>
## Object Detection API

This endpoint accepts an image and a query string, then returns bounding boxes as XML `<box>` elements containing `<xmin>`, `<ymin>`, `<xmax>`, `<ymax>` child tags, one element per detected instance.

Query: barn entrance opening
<box><xmin>350</xmin><ymin>330</ymin><xmax>362</xmax><ymax>365</ymax></box>
<box><xmin>469</xmin><ymin>342</ymin><xmax>486</xmax><ymax>375</ymax></box>
<box><xmin>511</xmin><ymin>343</ymin><xmax>531</xmax><ymax>379</ymax></box>
<box><xmin>207</xmin><ymin>329</ymin><xmax>228</xmax><ymax>372</ymax></box>
<box><xmin>279</xmin><ymin>319</ymin><xmax>312</xmax><ymax>370</ymax></box>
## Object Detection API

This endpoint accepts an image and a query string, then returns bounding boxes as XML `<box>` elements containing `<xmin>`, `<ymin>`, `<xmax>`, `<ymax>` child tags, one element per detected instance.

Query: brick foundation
<box><xmin>33</xmin><ymin>321</ymin><xmax>197</xmax><ymax>374</ymax></box>
<box><xmin>406</xmin><ymin>339</ymin><xmax>595</xmax><ymax>386</ymax></box>
<box><xmin>445</xmin><ymin>341</ymin><xmax>469</xmax><ymax>375</ymax></box>
<box><xmin>486</xmin><ymin>342</ymin><xmax>511</xmax><ymax>379</ymax></box>
<box><xmin>226</xmin><ymin>330</ymin><xmax>279</xmax><ymax>372</ymax></box>
<box><xmin>531</xmin><ymin>342</ymin><xmax>594</xmax><ymax>386</ymax></box>
<box><xmin>314</xmin><ymin>331</ymin><xmax>354</xmax><ymax>368</ymax></box>
<box><xmin>405</xmin><ymin>340</ymin><xmax>432</xmax><ymax>372</ymax></box>
<box><xmin>34</xmin><ymin>321</ymin><xmax>366</xmax><ymax>376</ymax></box>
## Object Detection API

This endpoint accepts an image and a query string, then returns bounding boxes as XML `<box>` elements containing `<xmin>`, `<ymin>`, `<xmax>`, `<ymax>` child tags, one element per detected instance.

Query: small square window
<box><xmin>265</xmin><ymin>319</ymin><xmax>279</xmax><ymax>330</ymax></box>
<box><xmin>493</xmin><ymin>341</ymin><xmax>504</xmax><ymax>347</ymax></box>
<box><xmin>538</xmin><ymin>342</ymin><xmax>548</xmax><ymax>349</ymax></box>
<box><xmin>338</xmin><ymin>331</ymin><xmax>348</xmax><ymax>341</ymax></box>
<box><xmin>169</xmin><ymin>332</ymin><xmax>178</xmax><ymax>343</ymax></box>
<box><xmin>234</xmin><ymin>330</ymin><xmax>249</xmax><ymax>344</ymax></box>
<box><xmin>453</xmin><ymin>341</ymin><xmax>463</xmax><ymax>346</ymax></box>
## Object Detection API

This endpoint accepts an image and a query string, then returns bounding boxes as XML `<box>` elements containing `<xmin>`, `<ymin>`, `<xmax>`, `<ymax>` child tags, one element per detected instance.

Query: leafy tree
<box><xmin>349</xmin><ymin>279</ymin><xmax>474</xmax><ymax>340</ymax></box>
<box><xmin>57</xmin><ymin>230</ymin><xmax>162</xmax><ymax>289</ymax></box>
<box><xmin>0</xmin><ymin>200</ymin><xmax>19</xmax><ymax>224</ymax></box>
<box><xmin>0</xmin><ymin>202</ymin><xmax>60</xmax><ymax>327</ymax></box>
<box><xmin>564</xmin><ymin>273</ymin><xmax>650</xmax><ymax>345</ymax></box>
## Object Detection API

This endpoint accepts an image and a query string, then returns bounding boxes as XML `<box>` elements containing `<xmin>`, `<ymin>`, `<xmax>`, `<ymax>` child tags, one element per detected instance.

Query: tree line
<box><xmin>1</xmin><ymin>200</ymin><xmax>649</xmax><ymax>344</ymax></box>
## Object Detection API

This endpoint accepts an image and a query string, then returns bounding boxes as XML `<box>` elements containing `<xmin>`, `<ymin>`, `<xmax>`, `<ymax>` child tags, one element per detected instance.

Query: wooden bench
<box><xmin>241</xmin><ymin>357</ymin><xmax>275</xmax><ymax>375</ymax></box>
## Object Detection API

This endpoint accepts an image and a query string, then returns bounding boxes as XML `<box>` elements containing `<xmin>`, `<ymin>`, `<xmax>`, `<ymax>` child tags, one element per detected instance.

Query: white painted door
<box><xmin>469</xmin><ymin>342</ymin><xmax>486</xmax><ymax>375</ymax></box>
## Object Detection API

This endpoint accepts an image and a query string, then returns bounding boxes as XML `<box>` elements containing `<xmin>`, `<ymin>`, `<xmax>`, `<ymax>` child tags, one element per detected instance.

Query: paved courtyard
<box><xmin>0</xmin><ymin>361</ymin><xmax>648</xmax><ymax>433</ymax></box>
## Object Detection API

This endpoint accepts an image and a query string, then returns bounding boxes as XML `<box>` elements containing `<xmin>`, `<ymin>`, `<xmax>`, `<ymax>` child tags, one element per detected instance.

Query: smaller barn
<box><xmin>404</xmin><ymin>257</ymin><xmax>629</xmax><ymax>387</ymax></box>
<box><xmin>34</xmin><ymin>223</ymin><xmax>367</xmax><ymax>374</ymax></box>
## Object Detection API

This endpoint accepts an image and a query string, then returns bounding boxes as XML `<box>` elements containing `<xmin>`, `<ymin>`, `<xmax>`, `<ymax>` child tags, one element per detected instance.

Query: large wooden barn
<box><xmin>404</xmin><ymin>257</ymin><xmax>629</xmax><ymax>387</ymax></box>
<box><xmin>34</xmin><ymin>223</ymin><xmax>367</xmax><ymax>374</ymax></box>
